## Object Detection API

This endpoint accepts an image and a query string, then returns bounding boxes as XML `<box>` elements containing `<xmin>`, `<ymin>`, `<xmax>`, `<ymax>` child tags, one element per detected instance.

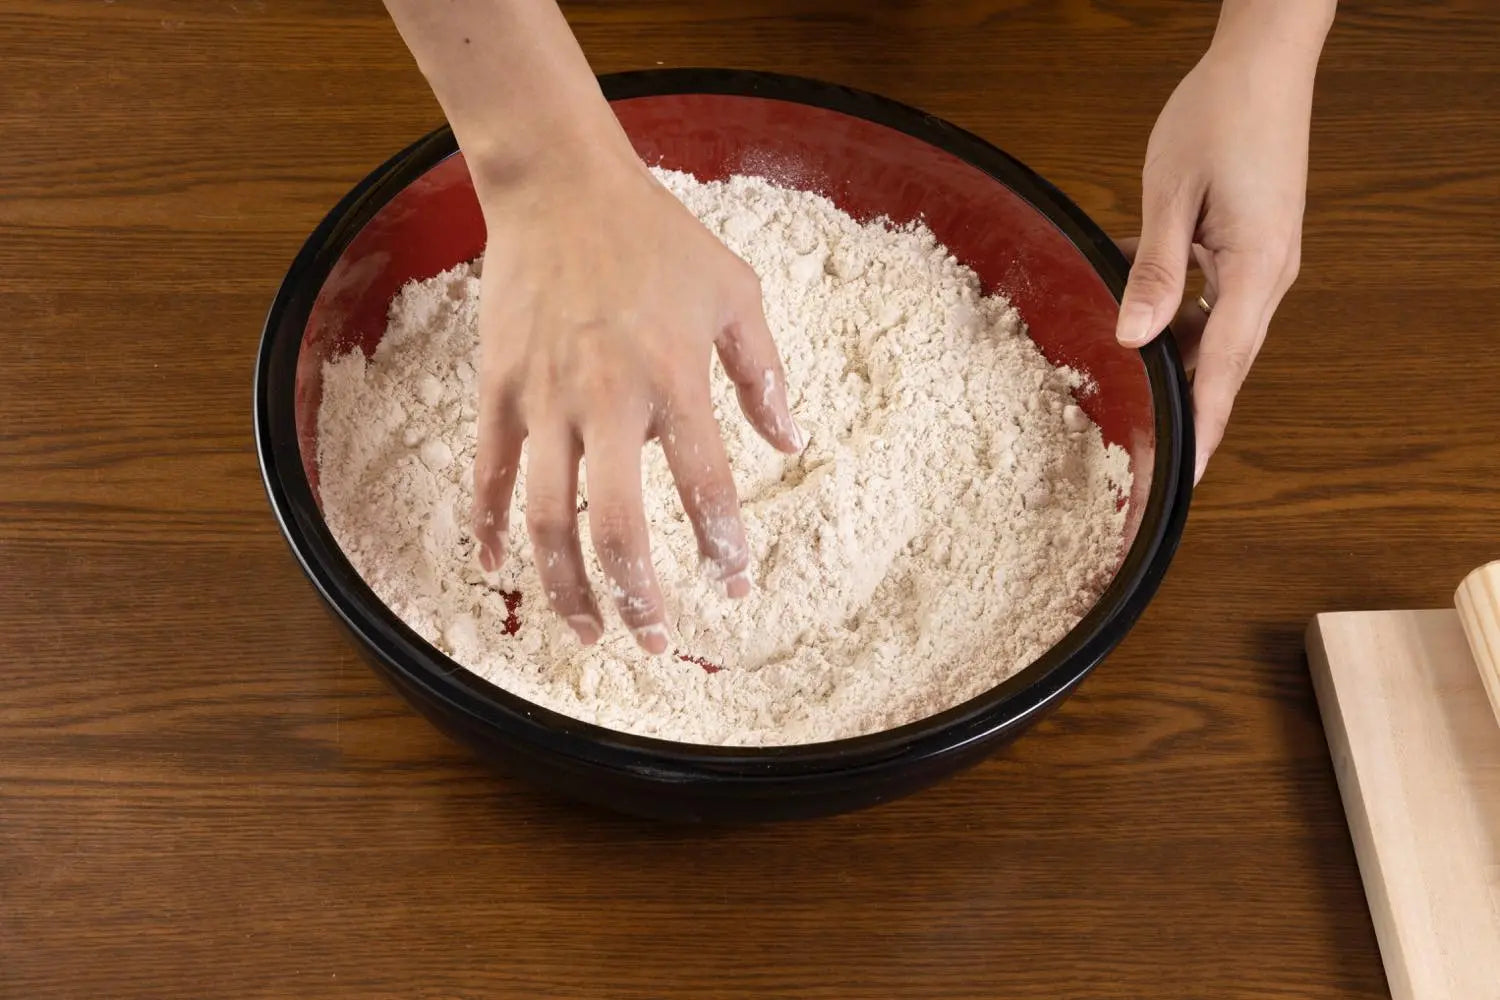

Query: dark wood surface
<box><xmin>3</xmin><ymin>2</ymin><xmax>1497</xmax><ymax>997</ymax></box>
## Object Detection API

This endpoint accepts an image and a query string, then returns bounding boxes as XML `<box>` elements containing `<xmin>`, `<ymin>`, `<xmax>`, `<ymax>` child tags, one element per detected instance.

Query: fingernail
<box><xmin>722</xmin><ymin>570</ymin><xmax>751</xmax><ymax>599</ymax></box>
<box><xmin>1117</xmin><ymin>301</ymin><xmax>1156</xmax><ymax>346</ymax></box>
<box><xmin>790</xmin><ymin>417</ymin><xmax>807</xmax><ymax>451</ymax></box>
<box><xmin>567</xmin><ymin>614</ymin><xmax>602</xmax><ymax>646</ymax></box>
<box><xmin>632</xmin><ymin>623</ymin><xmax>669</xmax><ymax>655</ymax></box>
<box><xmin>1193</xmin><ymin>451</ymin><xmax>1208</xmax><ymax>486</ymax></box>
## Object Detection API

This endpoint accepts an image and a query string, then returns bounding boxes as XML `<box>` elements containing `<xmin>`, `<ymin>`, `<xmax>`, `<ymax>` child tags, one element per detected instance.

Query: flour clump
<box><xmin>316</xmin><ymin>167</ymin><xmax>1132</xmax><ymax>746</ymax></box>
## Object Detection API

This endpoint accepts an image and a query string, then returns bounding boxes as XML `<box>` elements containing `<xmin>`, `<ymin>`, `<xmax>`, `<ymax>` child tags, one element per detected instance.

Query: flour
<box><xmin>316</xmin><ymin>168</ymin><xmax>1132</xmax><ymax>746</ymax></box>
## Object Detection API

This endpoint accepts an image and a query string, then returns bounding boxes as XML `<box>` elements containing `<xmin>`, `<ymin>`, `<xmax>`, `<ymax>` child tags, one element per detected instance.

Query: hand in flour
<box><xmin>384</xmin><ymin>0</ymin><xmax>803</xmax><ymax>652</ymax></box>
<box><xmin>1115</xmin><ymin>0</ymin><xmax>1335</xmax><ymax>484</ymax></box>
<box><xmin>471</xmin><ymin>157</ymin><xmax>804</xmax><ymax>653</ymax></box>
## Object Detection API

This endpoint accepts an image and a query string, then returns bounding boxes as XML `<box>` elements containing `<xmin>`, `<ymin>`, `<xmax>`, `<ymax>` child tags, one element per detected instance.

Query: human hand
<box><xmin>1115</xmin><ymin>3</ymin><xmax>1333</xmax><ymax>483</ymax></box>
<box><xmin>470</xmin><ymin>148</ymin><xmax>803</xmax><ymax>653</ymax></box>
<box><xmin>380</xmin><ymin>1</ymin><xmax>802</xmax><ymax>651</ymax></box>
<box><xmin>1116</xmin><ymin>235</ymin><xmax>1218</xmax><ymax>372</ymax></box>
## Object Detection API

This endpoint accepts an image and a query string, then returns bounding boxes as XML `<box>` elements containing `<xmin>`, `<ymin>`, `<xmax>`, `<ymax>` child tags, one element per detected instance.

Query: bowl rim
<box><xmin>254</xmin><ymin>67</ymin><xmax>1193</xmax><ymax>779</ymax></box>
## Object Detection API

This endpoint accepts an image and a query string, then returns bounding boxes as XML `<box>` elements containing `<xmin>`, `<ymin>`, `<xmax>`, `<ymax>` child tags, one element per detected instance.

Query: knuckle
<box><xmin>525</xmin><ymin>496</ymin><xmax>576</xmax><ymax>548</ymax></box>
<box><xmin>1234</xmin><ymin>228</ymin><xmax>1300</xmax><ymax>282</ymax></box>
<box><xmin>1128</xmin><ymin>254</ymin><xmax>1182</xmax><ymax>295</ymax></box>
<box><xmin>1225</xmin><ymin>346</ymin><xmax>1255</xmax><ymax>380</ymax></box>
<box><xmin>1241</xmin><ymin>245</ymin><xmax>1284</xmax><ymax>279</ymax></box>
<box><xmin>576</xmin><ymin>359</ymin><xmax>625</xmax><ymax>401</ymax></box>
<box><xmin>478</xmin><ymin>381</ymin><xmax>523</xmax><ymax>428</ymax></box>
<box><xmin>1143</xmin><ymin>161</ymin><xmax>1192</xmax><ymax>208</ymax></box>
<box><xmin>684</xmin><ymin>475</ymin><xmax>733</xmax><ymax>512</ymax></box>
<box><xmin>589</xmin><ymin>504</ymin><xmax>638</xmax><ymax>555</ymax></box>
<box><xmin>471</xmin><ymin>497</ymin><xmax>507</xmax><ymax>533</ymax></box>
<box><xmin>1205</xmin><ymin>343</ymin><xmax>1257</xmax><ymax>385</ymax></box>
<box><xmin>662</xmin><ymin>359</ymin><xmax>711</xmax><ymax>406</ymax></box>
<box><xmin>528</xmin><ymin>525</ymin><xmax>574</xmax><ymax>561</ymax></box>
<box><xmin>517</xmin><ymin>375</ymin><xmax>560</xmax><ymax>420</ymax></box>
<box><xmin>479</xmin><ymin>341</ymin><xmax>524</xmax><ymax>387</ymax></box>
<box><xmin>543</xmin><ymin>579</ymin><xmax>591</xmax><ymax>614</ymax></box>
<box><xmin>698</xmin><ymin>510</ymin><xmax>747</xmax><ymax>565</ymax></box>
<box><xmin>705</xmin><ymin>542</ymin><xmax>749</xmax><ymax>578</ymax></box>
<box><xmin>473</xmin><ymin>456</ymin><xmax>512</xmax><ymax>493</ymax></box>
<box><xmin>614</xmin><ymin>586</ymin><xmax>662</xmax><ymax>626</ymax></box>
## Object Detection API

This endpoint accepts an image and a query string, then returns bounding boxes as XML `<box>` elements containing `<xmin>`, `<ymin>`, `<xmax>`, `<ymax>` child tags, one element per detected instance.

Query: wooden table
<box><xmin>3</xmin><ymin>2</ymin><xmax>1496</xmax><ymax>997</ymax></box>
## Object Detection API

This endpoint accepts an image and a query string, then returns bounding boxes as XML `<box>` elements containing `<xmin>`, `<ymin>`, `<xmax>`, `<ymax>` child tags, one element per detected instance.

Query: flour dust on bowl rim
<box><xmin>254</xmin><ymin>69</ymin><xmax>1193</xmax><ymax>822</ymax></box>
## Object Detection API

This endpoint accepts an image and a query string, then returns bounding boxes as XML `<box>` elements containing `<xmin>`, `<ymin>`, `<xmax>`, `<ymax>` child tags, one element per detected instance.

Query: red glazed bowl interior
<box><xmin>256</xmin><ymin>71</ymin><xmax>1192</xmax><ymax>817</ymax></box>
<box><xmin>297</xmin><ymin>94</ymin><xmax>1157</xmax><ymax>586</ymax></box>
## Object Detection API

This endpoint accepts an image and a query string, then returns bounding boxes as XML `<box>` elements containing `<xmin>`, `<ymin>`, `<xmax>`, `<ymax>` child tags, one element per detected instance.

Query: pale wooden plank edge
<box><xmin>1305</xmin><ymin>612</ymin><xmax>1414</xmax><ymax>1000</ymax></box>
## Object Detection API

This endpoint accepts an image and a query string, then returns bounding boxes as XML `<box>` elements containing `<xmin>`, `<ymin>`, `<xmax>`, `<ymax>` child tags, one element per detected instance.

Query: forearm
<box><xmin>1212</xmin><ymin>0</ymin><xmax>1336</xmax><ymax>73</ymax></box>
<box><xmin>382</xmin><ymin>0</ymin><xmax>630</xmax><ymax>197</ymax></box>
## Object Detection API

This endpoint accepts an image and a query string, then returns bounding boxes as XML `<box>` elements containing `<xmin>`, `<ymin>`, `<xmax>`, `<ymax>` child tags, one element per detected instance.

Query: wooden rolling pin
<box><xmin>1454</xmin><ymin>559</ymin><xmax>1500</xmax><ymax>727</ymax></box>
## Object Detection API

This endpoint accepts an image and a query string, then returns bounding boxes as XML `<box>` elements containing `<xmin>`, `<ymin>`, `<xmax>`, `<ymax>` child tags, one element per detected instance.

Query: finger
<box><xmin>1121</xmin><ymin>235</ymin><xmax>1210</xmax><ymax>366</ymax></box>
<box><xmin>659</xmin><ymin>387</ymin><xmax>751</xmax><ymax>598</ymax></box>
<box><xmin>1191</xmin><ymin>242</ymin><xmax>1217</xmax><ymax>299</ymax></box>
<box><xmin>1120</xmin><ymin>235</ymin><xmax>1215</xmax><ymax>283</ymax></box>
<box><xmin>581</xmin><ymin>424</ymin><xmax>668</xmax><ymax>654</ymax></box>
<box><xmin>1189</xmin><ymin>260</ymin><xmax>1280</xmax><ymax>484</ymax></box>
<box><xmin>1169</xmin><ymin>294</ymin><xmax>1211</xmax><ymax>373</ymax></box>
<box><xmin>472</xmin><ymin>391</ymin><xmax>524</xmax><ymax>574</ymax></box>
<box><xmin>715</xmin><ymin>272</ymin><xmax>804</xmax><ymax>453</ymax></box>
<box><xmin>524</xmin><ymin>422</ymin><xmax>602</xmax><ymax>645</ymax></box>
<box><xmin>1116</xmin><ymin>176</ymin><xmax>1200</xmax><ymax>347</ymax></box>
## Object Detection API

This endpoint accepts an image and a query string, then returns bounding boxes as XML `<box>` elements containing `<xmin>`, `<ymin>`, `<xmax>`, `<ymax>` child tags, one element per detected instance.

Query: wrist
<box><xmin>1210</xmin><ymin>0</ymin><xmax>1335</xmax><ymax>75</ymax></box>
<box><xmin>459</xmin><ymin>102</ymin><xmax>640</xmax><ymax>206</ymax></box>
<box><xmin>465</xmin><ymin>116</ymin><xmax>650</xmax><ymax>225</ymax></box>
<box><xmin>383</xmin><ymin>0</ymin><xmax>644</xmax><ymax>208</ymax></box>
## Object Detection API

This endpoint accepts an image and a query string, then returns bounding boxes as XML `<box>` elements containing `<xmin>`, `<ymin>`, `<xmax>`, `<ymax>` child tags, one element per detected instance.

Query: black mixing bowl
<box><xmin>254</xmin><ymin>69</ymin><xmax>1193</xmax><ymax>822</ymax></box>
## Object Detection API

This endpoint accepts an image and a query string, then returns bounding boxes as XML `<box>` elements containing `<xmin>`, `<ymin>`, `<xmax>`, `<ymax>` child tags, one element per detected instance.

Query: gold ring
<box><xmin>1195</xmin><ymin>294</ymin><xmax>1213</xmax><ymax>315</ymax></box>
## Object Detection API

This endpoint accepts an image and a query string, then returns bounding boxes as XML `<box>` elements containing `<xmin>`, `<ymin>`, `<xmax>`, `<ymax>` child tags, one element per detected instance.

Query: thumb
<box><xmin>1116</xmin><ymin>183</ymin><xmax>1197</xmax><ymax>347</ymax></box>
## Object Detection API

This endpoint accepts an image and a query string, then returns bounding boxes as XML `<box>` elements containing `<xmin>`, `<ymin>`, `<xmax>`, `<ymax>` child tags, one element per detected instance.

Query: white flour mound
<box><xmin>317</xmin><ymin>167</ymin><xmax>1132</xmax><ymax>747</ymax></box>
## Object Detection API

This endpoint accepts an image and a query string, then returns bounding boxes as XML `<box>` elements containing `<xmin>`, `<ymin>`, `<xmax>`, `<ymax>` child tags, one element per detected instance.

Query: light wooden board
<box><xmin>1307</xmin><ymin>610</ymin><xmax>1500</xmax><ymax>1000</ymax></box>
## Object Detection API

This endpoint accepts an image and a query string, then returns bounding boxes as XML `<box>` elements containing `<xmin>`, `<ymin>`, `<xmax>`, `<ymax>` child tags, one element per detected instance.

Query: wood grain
<box><xmin>1307</xmin><ymin>610</ymin><xmax>1500</xmax><ymax>1000</ymax></box>
<box><xmin>2</xmin><ymin>1</ymin><xmax>1498</xmax><ymax>997</ymax></box>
